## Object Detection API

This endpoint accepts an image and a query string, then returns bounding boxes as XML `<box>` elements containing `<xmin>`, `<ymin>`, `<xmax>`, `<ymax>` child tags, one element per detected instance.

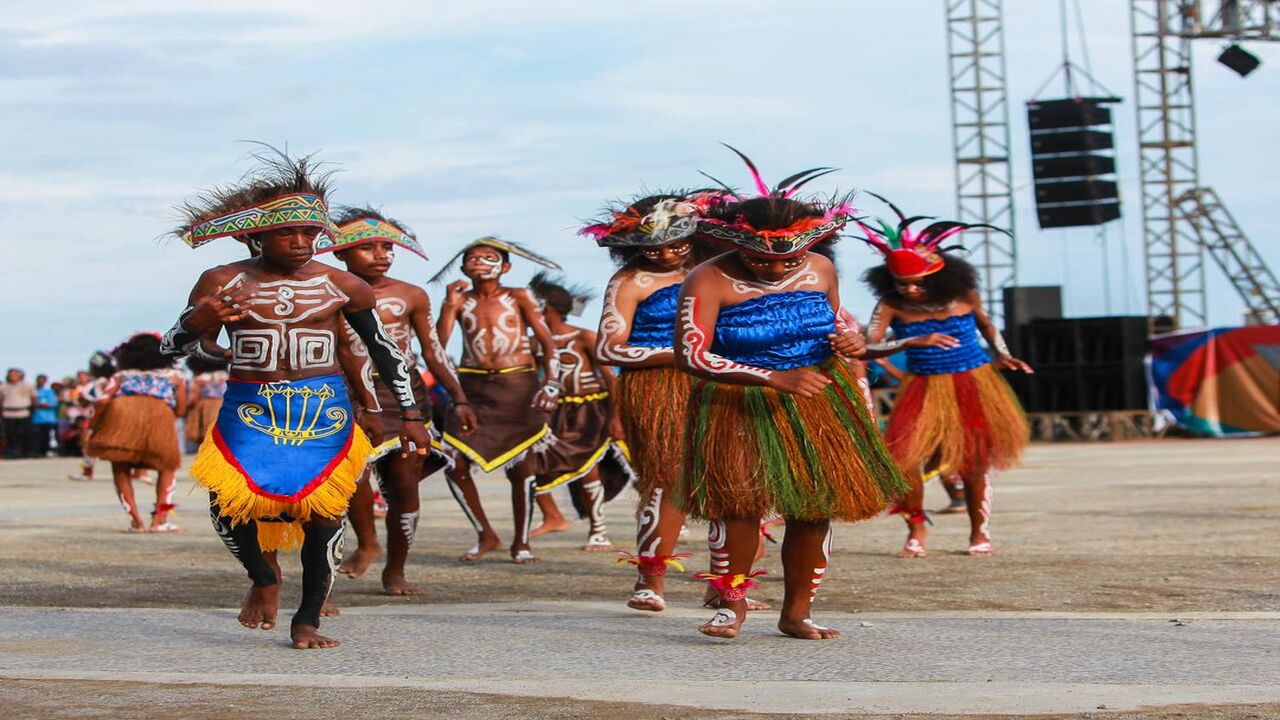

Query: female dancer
<box><xmin>87</xmin><ymin>333</ymin><xmax>187</xmax><ymax>532</ymax></box>
<box><xmin>855</xmin><ymin>199</ymin><xmax>1031</xmax><ymax>557</ymax></box>
<box><xmin>676</xmin><ymin>149</ymin><xmax>908</xmax><ymax>639</ymax></box>
<box><xmin>184</xmin><ymin>355</ymin><xmax>228</xmax><ymax>448</ymax></box>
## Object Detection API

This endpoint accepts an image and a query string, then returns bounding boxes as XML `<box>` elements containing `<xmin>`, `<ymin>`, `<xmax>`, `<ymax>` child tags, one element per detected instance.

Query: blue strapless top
<box><xmin>712</xmin><ymin>291</ymin><xmax>834</xmax><ymax>370</ymax></box>
<box><xmin>890</xmin><ymin>312</ymin><xmax>990</xmax><ymax>375</ymax></box>
<box><xmin>628</xmin><ymin>283</ymin><xmax>680</xmax><ymax>348</ymax></box>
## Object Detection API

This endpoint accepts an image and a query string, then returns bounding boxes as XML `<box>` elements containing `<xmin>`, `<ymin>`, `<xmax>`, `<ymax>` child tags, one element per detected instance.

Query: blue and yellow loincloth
<box><xmin>191</xmin><ymin>373</ymin><xmax>371</xmax><ymax>550</ymax></box>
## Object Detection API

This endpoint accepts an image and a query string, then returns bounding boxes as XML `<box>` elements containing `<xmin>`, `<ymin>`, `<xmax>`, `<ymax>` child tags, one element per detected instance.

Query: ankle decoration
<box><xmin>758</xmin><ymin>521</ymin><xmax>778</xmax><ymax>544</ymax></box>
<box><xmin>152</xmin><ymin>503</ymin><xmax>177</xmax><ymax>514</ymax></box>
<box><xmin>888</xmin><ymin>505</ymin><xmax>931</xmax><ymax>526</ymax></box>
<box><xmin>695</xmin><ymin>570</ymin><xmax>767</xmax><ymax>602</ymax></box>
<box><xmin>615</xmin><ymin>552</ymin><xmax>692</xmax><ymax>576</ymax></box>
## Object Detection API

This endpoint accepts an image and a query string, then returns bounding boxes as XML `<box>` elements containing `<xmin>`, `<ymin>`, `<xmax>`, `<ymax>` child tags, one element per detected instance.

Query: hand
<box><xmin>994</xmin><ymin>354</ymin><xmax>1034</xmax><ymax>374</ymax></box>
<box><xmin>828</xmin><ymin>330</ymin><xmax>867</xmax><ymax>358</ymax></box>
<box><xmin>357</xmin><ymin>409</ymin><xmax>384</xmax><ymax>441</ymax></box>
<box><xmin>399</xmin><ymin>417</ymin><xmax>432</xmax><ymax>458</ymax></box>
<box><xmin>452</xmin><ymin>403</ymin><xmax>479</xmax><ymax>437</ymax></box>
<box><xmin>766</xmin><ymin>368</ymin><xmax>831</xmax><ymax>399</ymax></box>
<box><xmin>187</xmin><ymin>286</ymin><xmax>253</xmax><ymax>333</ymax></box>
<box><xmin>907</xmin><ymin>333</ymin><xmax>960</xmax><ymax>350</ymax></box>
<box><xmin>531</xmin><ymin>383</ymin><xmax>560</xmax><ymax>412</ymax></box>
<box><xmin>444</xmin><ymin>280</ymin><xmax>469</xmax><ymax>309</ymax></box>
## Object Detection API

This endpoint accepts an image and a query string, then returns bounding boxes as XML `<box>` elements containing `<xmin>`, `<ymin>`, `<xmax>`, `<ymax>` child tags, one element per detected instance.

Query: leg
<box><xmin>896</xmin><ymin>474</ymin><xmax>929</xmax><ymax>558</ymax></box>
<box><xmin>507</xmin><ymin>461</ymin><xmax>539</xmax><ymax>563</ymax></box>
<box><xmin>777</xmin><ymin>519</ymin><xmax>839</xmax><ymax>640</ymax></box>
<box><xmin>699</xmin><ymin>517</ymin><xmax>759</xmax><ymax>639</ymax></box>
<box><xmin>579</xmin><ymin>471</ymin><xmax>612</xmax><ymax>552</ymax></box>
<box><xmin>292</xmin><ymin>517</ymin><xmax>344</xmax><ymax>649</ymax></box>
<box><xmin>148</xmin><ymin>470</ymin><xmax>180</xmax><ymax>531</ymax></box>
<box><xmin>209</xmin><ymin>502</ymin><xmax>279</xmax><ymax>631</ymax></box>
<box><xmin>111</xmin><ymin>462</ymin><xmax>145</xmax><ymax>532</ymax></box>
<box><xmin>530</xmin><ymin>491</ymin><xmax>569</xmax><ymax>538</ymax></box>
<box><xmin>446</xmin><ymin>459</ymin><xmax>503</xmax><ymax>561</ymax></box>
<box><xmin>339</xmin><ymin>468</ymin><xmax>381</xmax><ymax>578</ymax></box>
<box><xmin>964</xmin><ymin>473</ymin><xmax>994</xmax><ymax>556</ymax></box>
<box><xmin>379</xmin><ymin>454</ymin><xmax>425</xmax><ymax>595</ymax></box>
<box><xmin>703</xmin><ymin>521</ymin><xmax>771</xmax><ymax>611</ymax></box>
<box><xmin>626</xmin><ymin>484</ymin><xmax>687</xmax><ymax>611</ymax></box>
<box><xmin>937</xmin><ymin>471</ymin><xmax>967</xmax><ymax>514</ymax></box>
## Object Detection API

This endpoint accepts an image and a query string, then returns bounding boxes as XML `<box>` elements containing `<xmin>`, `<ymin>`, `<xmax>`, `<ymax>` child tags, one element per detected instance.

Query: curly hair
<box><xmin>112</xmin><ymin>334</ymin><xmax>174</xmax><ymax>372</ymax></box>
<box><xmin>862</xmin><ymin>252</ymin><xmax>979</xmax><ymax>305</ymax></box>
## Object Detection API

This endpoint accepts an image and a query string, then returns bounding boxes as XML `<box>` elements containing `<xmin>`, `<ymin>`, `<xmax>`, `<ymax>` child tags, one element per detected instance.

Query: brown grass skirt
<box><xmin>87</xmin><ymin>395</ymin><xmax>181</xmax><ymax>471</ymax></box>
<box><xmin>615</xmin><ymin>366</ymin><xmax>691</xmax><ymax>497</ymax></box>
<box><xmin>883</xmin><ymin>363</ymin><xmax>1029</xmax><ymax>479</ymax></box>
<box><xmin>184</xmin><ymin>398</ymin><xmax>221</xmax><ymax>444</ymax></box>
<box><xmin>679</xmin><ymin>359</ymin><xmax>908</xmax><ymax>522</ymax></box>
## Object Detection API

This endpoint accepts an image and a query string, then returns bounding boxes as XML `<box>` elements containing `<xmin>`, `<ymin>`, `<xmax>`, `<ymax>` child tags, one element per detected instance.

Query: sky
<box><xmin>2</xmin><ymin>1</ymin><xmax>1278</xmax><ymax>378</ymax></box>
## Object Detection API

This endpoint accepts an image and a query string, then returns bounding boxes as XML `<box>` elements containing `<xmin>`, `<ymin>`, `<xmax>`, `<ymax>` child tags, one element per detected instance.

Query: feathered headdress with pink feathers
<box><xmin>851</xmin><ymin>192</ymin><xmax>1004</xmax><ymax>278</ymax></box>
<box><xmin>578</xmin><ymin>190</ymin><xmax>726</xmax><ymax>248</ymax></box>
<box><xmin>695</xmin><ymin>144</ymin><xmax>854</xmax><ymax>258</ymax></box>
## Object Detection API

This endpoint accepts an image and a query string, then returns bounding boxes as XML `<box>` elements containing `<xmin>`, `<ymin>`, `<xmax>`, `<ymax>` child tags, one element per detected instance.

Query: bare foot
<box><xmin>290</xmin><ymin>624</ymin><xmax>339</xmax><ymax>650</ymax></box>
<box><xmin>967</xmin><ymin>535</ymin><xmax>993</xmax><ymax>556</ymax></box>
<box><xmin>320</xmin><ymin>596</ymin><xmax>340</xmax><ymax>617</ymax></box>
<box><xmin>582</xmin><ymin>539</ymin><xmax>614</xmax><ymax>553</ymax></box>
<box><xmin>529</xmin><ymin>517</ymin><xmax>570</xmax><ymax>538</ymax></box>
<box><xmin>382</xmin><ymin>571</ymin><xmax>425</xmax><ymax>595</ymax></box>
<box><xmin>339</xmin><ymin>544</ymin><xmax>381</xmax><ymax>578</ymax></box>
<box><xmin>511</xmin><ymin>547</ymin><xmax>540</xmax><ymax>564</ymax></box>
<box><xmin>459</xmin><ymin>533</ymin><xmax>503</xmax><ymax>562</ymax></box>
<box><xmin>238</xmin><ymin>584</ymin><xmax>279</xmax><ymax>630</ymax></box>
<box><xmin>778</xmin><ymin>617</ymin><xmax>841</xmax><ymax>640</ymax></box>
<box><xmin>699</xmin><ymin>599</ymin><xmax>747</xmax><ymax>639</ymax></box>
<box><xmin>899</xmin><ymin>525</ymin><xmax>928</xmax><ymax>558</ymax></box>
<box><xmin>703</xmin><ymin>586</ymin><xmax>770</xmax><ymax>611</ymax></box>
<box><xmin>627</xmin><ymin>588</ymin><xmax>665</xmax><ymax>611</ymax></box>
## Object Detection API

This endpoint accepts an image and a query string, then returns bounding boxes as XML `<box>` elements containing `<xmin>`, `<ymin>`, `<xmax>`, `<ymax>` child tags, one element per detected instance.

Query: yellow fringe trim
<box><xmin>192</xmin><ymin>426</ymin><xmax>372</xmax><ymax>551</ymax></box>
<box><xmin>534</xmin><ymin>439</ymin><xmax>613</xmax><ymax>492</ymax></box>
<box><xmin>457</xmin><ymin>365</ymin><xmax>535</xmax><ymax>375</ymax></box>
<box><xmin>368</xmin><ymin>421</ymin><xmax>445</xmax><ymax>461</ymax></box>
<box><xmin>557</xmin><ymin>391</ymin><xmax>609</xmax><ymax>405</ymax></box>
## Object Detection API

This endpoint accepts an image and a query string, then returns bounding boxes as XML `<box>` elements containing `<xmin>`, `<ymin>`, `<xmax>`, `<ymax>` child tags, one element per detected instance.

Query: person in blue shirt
<box><xmin>31</xmin><ymin>374</ymin><xmax>59</xmax><ymax>457</ymax></box>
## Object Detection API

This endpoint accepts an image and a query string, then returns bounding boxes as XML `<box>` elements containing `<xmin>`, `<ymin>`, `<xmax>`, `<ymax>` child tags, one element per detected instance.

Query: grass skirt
<box><xmin>679</xmin><ymin>359</ymin><xmax>908</xmax><ymax>521</ymax></box>
<box><xmin>184</xmin><ymin>398</ymin><xmax>221</xmax><ymax>444</ymax></box>
<box><xmin>615</xmin><ymin>366</ymin><xmax>691</xmax><ymax>497</ymax></box>
<box><xmin>87</xmin><ymin>395</ymin><xmax>181</xmax><ymax>471</ymax></box>
<box><xmin>884</xmin><ymin>363</ymin><xmax>1029</xmax><ymax>479</ymax></box>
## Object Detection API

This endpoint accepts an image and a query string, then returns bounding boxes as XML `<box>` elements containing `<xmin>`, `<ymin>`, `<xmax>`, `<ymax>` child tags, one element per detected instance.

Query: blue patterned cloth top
<box><xmin>890</xmin><ymin>312</ymin><xmax>990</xmax><ymax>375</ymax></box>
<box><xmin>713</xmin><ymin>291</ymin><xmax>835</xmax><ymax>370</ymax></box>
<box><xmin>116</xmin><ymin>370</ymin><xmax>178</xmax><ymax>408</ymax></box>
<box><xmin>628</xmin><ymin>283</ymin><xmax>680</xmax><ymax>348</ymax></box>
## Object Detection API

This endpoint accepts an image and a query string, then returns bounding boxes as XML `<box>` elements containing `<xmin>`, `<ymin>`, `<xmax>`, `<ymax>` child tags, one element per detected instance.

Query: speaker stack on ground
<box><xmin>1027</xmin><ymin>96</ymin><xmax>1122</xmax><ymax>229</ymax></box>
<box><xmin>1001</xmin><ymin>287</ymin><xmax>1148</xmax><ymax>412</ymax></box>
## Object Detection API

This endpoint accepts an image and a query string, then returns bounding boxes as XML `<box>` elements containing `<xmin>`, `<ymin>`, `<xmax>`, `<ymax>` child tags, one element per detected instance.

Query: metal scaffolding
<box><xmin>946</xmin><ymin>0</ymin><xmax>1017</xmax><ymax>325</ymax></box>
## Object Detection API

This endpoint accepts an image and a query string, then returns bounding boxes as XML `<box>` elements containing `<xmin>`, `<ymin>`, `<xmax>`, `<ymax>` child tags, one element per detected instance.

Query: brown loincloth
<box><xmin>368</xmin><ymin>371</ymin><xmax>450</xmax><ymax>478</ymax></box>
<box><xmin>535</xmin><ymin>391</ymin><xmax>635</xmax><ymax>500</ymax></box>
<box><xmin>87</xmin><ymin>395</ymin><xmax>181</xmax><ymax>471</ymax></box>
<box><xmin>443</xmin><ymin>367</ymin><xmax>551</xmax><ymax>473</ymax></box>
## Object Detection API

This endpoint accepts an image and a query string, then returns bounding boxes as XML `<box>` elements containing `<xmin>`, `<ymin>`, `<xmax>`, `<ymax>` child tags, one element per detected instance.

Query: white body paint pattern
<box><xmin>978</xmin><ymin>475</ymin><xmax>993</xmax><ymax>540</ymax></box>
<box><xmin>518</xmin><ymin>476</ymin><xmax>537</xmax><ymax>546</ymax></box>
<box><xmin>446</xmin><ymin>471</ymin><xmax>485</xmax><ymax>534</ymax></box>
<box><xmin>581</xmin><ymin>479</ymin><xmax>608</xmax><ymax>539</ymax></box>
<box><xmin>864</xmin><ymin>302</ymin><xmax>908</xmax><ymax>354</ymax></box>
<box><xmin>324</xmin><ymin>526</ymin><xmax>345</xmax><ymax>600</ymax></box>
<box><xmin>553</xmin><ymin>330</ymin><xmax>603</xmax><ymax>394</ymax></box>
<box><xmin>210</xmin><ymin>506</ymin><xmax>240</xmax><ymax>556</ymax></box>
<box><xmin>342</xmin><ymin>322</ymin><xmax>379</xmax><ymax>410</ymax></box>
<box><xmin>220</xmin><ymin>272</ymin><xmax>349</xmax><ymax>373</ymax></box>
<box><xmin>716</xmin><ymin>261</ymin><xmax>819</xmax><ymax>297</ymax></box>
<box><xmin>636</xmin><ymin>487</ymin><xmax>663</xmax><ymax>557</ymax></box>
<box><xmin>399</xmin><ymin>510</ymin><xmax>420</xmax><ymax>547</ymax></box>
<box><xmin>596</xmin><ymin>272</ymin><xmax>678</xmax><ymax>365</ymax></box>
<box><xmin>707</xmin><ymin>520</ymin><xmax>729</xmax><ymax>576</ymax></box>
<box><xmin>809</xmin><ymin>525</ymin><xmax>833</xmax><ymax>603</ymax></box>
<box><xmin>459</xmin><ymin>292</ymin><xmax>527</xmax><ymax>366</ymax></box>
<box><xmin>678</xmin><ymin>297</ymin><xmax>772</xmax><ymax>381</ymax></box>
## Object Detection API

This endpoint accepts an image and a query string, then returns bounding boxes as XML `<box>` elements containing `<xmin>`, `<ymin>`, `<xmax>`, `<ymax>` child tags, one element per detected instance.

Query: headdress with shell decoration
<box><xmin>578</xmin><ymin>190</ymin><xmax>726</xmax><ymax>248</ymax></box>
<box><xmin>427</xmin><ymin>236</ymin><xmax>562</xmax><ymax>284</ymax></box>
<box><xmin>175</xmin><ymin>144</ymin><xmax>338</xmax><ymax>249</ymax></box>
<box><xmin>851</xmin><ymin>192</ymin><xmax>1004</xmax><ymax>278</ymax></box>
<box><xmin>694</xmin><ymin>144</ymin><xmax>854</xmax><ymax>258</ymax></box>
<box><xmin>314</xmin><ymin>205</ymin><xmax>428</xmax><ymax>260</ymax></box>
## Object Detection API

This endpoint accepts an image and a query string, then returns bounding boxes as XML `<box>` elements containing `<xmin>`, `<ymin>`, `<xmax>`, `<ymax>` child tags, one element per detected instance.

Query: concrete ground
<box><xmin>1</xmin><ymin>438</ymin><xmax>1278</xmax><ymax>718</ymax></box>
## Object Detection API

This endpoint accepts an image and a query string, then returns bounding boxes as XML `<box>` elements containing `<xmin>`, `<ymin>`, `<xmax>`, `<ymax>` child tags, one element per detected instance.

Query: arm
<box><xmin>819</xmin><ymin>261</ymin><xmax>867</xmax><ymax>359</ymax></box>
<box><xmin>514</xmin><ymin>288</ymin><xmax>562</xmax><ymax>411</ymax></box>
<box><xmin>435</xmin><ymin>280</ymin><xmax>468</xmax><ymax>347</ymax></box>
<box><xmin>861</xmin><ymin>302</ymin><xmax>908</xmax><ymax>358</ymax></box>
<box><xmin>410</xmin><ymin>288</ymin><xmax>477</xmax><ymax>435</ymax></box>
<box><xmin>595</xmin><ymin>274</ymin><xmax>675</xmax><ymax>369</ymax></box>
<box><xmin>160</xmin><ymin>271</ymin><xmax>250</xmax><ymax>358</ymax></box>
<box><xmin>336</xmin><ymin>324</ymin><xmax>378</xmax><ymax>413</ymax></box>
<box><xmin>969</xmin><ymin>291</ymin><xmax>1033</xmax><ymax>373</ymax></box>
<box><xmin>673</xmin><ymin>275</ymin><xmax>774</xmax><ymax>386</ymax></box>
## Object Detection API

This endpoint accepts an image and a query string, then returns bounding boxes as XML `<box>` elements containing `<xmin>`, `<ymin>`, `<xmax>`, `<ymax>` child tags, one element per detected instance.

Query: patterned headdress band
<box><xmin>427</xmin><ymin>236</ymin><xmax>562</xmax><ymax>284</ymax></box>
<box><xmin>578</xmin><ymin>190</ymin><xmax>726</xmax><ymax>248</ymax></box>
<box><xmin>694</xmin><ymin>144</ymin><xmax>854</xmax><ymax>258</ymax></box>
<box><xmin>852</xmin><ymin>192</ymin><xmax>1003</xmax><ymax>278</ymax></box>
<box><xmin>314</xmin><ymin>217</ymin><xmax>428</xmax><ymax>260</ymax></box>
<box><xmin>182</xmin><ymin>192</ymin><xmax>335</xmax><ymax>249</ymax></box>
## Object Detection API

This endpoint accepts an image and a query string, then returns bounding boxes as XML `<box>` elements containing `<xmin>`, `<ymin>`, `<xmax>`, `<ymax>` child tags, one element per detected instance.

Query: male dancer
<box><xmin>432</xmin><ymin>238</ymin><xmax>562</xmax><ymax>563</ymax></box>
<box><xmin>526</xmin><ymin>272</ymin><xmax>633</xmax><ymax>551</ymax></box>
<box><xmin>317</xmin><ymin>207</ymin><xmax>479</xmax><ymax>594</ymax></box>
<box><xmin>163</xmin><ymin>148</ymin><xmax>430</xmax><ymax>649</ymax></box>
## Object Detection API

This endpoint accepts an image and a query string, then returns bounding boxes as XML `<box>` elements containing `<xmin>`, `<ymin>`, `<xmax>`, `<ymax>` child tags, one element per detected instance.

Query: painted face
<box><xmin>893</xmin><ymin>276</ymin><xmax>929</xmax><ymax>303</ymax></box>
<box><xmin>462</xmin><ymin>247</ymin><xmax>507</xmax><ymax>280</ymax></box>
<box><xmin>342</xmin><ymin>241</ymin><xmax>395</xmax><ymax>279</ymax></box>
<box><xmin>640</xmin><ymin>239</ymin><xmax>693</xmax><ymax>270</ymax></box>
<box><xmin>257</xmin><ymin>226</ymin><xmax>320</xmax><ymax>269</ymax></box>
<box><xmin>739</xmin><ymin>252</ymin><xmax>805</xmax><ymax>283</ymax></box>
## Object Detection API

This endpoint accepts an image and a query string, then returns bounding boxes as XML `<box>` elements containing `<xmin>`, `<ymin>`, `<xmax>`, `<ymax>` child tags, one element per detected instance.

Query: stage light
<box><xmin>1218</xmin><ymin>44</ymin><xmax>1261</xmax><ymax>78</ymax></box>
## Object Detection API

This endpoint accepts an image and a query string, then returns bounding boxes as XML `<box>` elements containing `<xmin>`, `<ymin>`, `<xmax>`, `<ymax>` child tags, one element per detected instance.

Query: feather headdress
<box><xmin>314</xmin><ymin>205</ymin><xmax>428</xmax><ymax>260</ymax></box>
<box><xmin>528</xmin><ymin>271</ymin><xmax>595</xmax><ymax>317</ymax></box>
<box><xmin>427</xmin><ymin>236</ymin><xmax>562</xmax><ymax>284</ymax></box>
<box><xmin>175</xmin><ymin>144</ymin><xmax>338</xmax><ymax>248</ymax></box>
<box><xmin>578</xmin><ymin>189</ymin><xmax>727</xmax><ymax>248</ymax></box>
<box><xmin>695</xmin><ymin>144</ymin><xmax>853</xmax><ymax>258</ymax></box>
<box><xmin>851</xmin><ymin>192</ymin><xmax>1004</xmax><ymax>278</ymax></box>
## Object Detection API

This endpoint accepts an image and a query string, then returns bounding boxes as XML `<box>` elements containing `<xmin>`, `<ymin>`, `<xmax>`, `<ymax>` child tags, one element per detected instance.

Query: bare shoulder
<box><xmin>683</xmin><ymin>254</ymin><xmax>733</xmax><ymax>291</ymax></box>
<box><xmin>385</xmin><ymin>277</ymin><xmax>428</xmax><ymax>303</ymax></box>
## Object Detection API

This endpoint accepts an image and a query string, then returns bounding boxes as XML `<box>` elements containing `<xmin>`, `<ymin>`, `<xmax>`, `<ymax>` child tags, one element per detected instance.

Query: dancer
<box><xmin>526</xmin><ymin>272</ymin><xmax>634</xmax><ymax>551</ymax></box>
<box><xmin>583</xmin><ymin>190</ymin><xmax>719</xmax><ymax>611</ymax></box>
<box><xmin>318</xmin><ymin>206</ymin><xmax>478</xmax><ymax>593</ymax></box>
<box><xmin>86</xmin><ymin>334</ymin><xmax>186</xmax><ymax>533</ymax></box>
<box><xmin>166</xmin><ymin>147</ymin><xmax>431</xmax><ymax>649</ymax></box>
<box><xmin>184</xmin><ymin>355</ymin><xmax>228</xmax><ymax>448</ymax></box>
<box><xmin>855</xmin><ymin>197</ymin><xmax>1031</xmax><ymax>557</ymax></box>
<box><xmin>432</xmin><ymin>237</ymin><xmax>562</xmax><ymax>563</ymax></box>
<box><xmin>676</xmin><ymin>148</ymin><xmax>908</xmax><ymax>640</ymax></box>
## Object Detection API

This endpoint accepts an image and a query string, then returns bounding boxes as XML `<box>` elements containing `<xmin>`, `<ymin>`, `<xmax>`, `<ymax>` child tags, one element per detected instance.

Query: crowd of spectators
<box><xmin>2</xmin><ymin>367</ymin><xmax>98</xmax><ymax>459</ymax></box>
